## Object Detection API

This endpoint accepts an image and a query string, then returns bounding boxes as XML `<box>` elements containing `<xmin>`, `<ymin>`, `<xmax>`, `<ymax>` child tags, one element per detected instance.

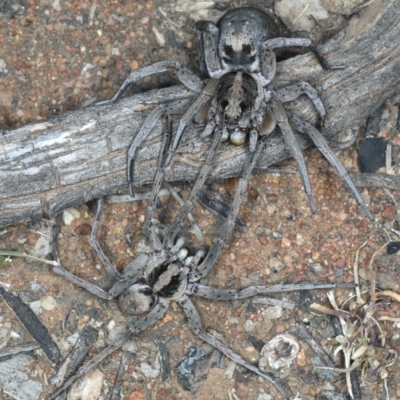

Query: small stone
<box><xmin>257</xmin><ymin>388</ymin><xmax>273</xmax><ymax>400</ymax></box>
<box><xmin>140</xmin><ymin>353</ymin><xmax>161</xmax><ymax>379</ymax></box>
<box><xmin>296</xmin><ymin>349</ymin><xmax>307</xmax><ymax>366</ymax></box>
<box><xmin>268</xmin><ymin>257</ymin><xmax>285</xmax><ymax>272</ymax></box>
<box><xmin>0</xmin><ymin>327</ymin><xmax>11</xmax><ymax>349</ymax></box>
<box><xmin>295</xmin><ymin>233</ymin><xmax>304</xmax><ymax>246</ymax></box>
<box><xmin>128</xmin><ymin>391</ymin><xmax>145</xmax><ymax>400</ymax></box>
<box><xmin>75</xmin><ymin>223</ymin><xmax>92</xmax><ymax>235</ymax></box>
<box><xmin>32</xmin><ymin>236</ymin><xmax>52</xmax><ymax>259</ymax></box>
<box><xmin>156</xmin><ymin>388</ymin><xmax>174</xmax><ymax>400</ymax></box>
<box><xmin>40</xmin><ymin>295</ymin><xmax>57</xmax><ymax>311</ymax></box>
<box><xmin>234</xmin><ymin>382</ymin><xmax>249</xmax><ymax>399</ymax></box>
<box><xmin>130</xmin><ymin>60</ymin><xmax>139</xmax><ymax>70</ymax></box>
<box><xmin>68</xmin><ymin>369</ymin><xmax>104</xmax><ymax>400</ymax></box>
<box><xmin>382</xmin><ymin>205</ymin><xmax>396</xmax><ymax>220</ymax></box>
<box><xmin>29</xmin><ymin>300</ymin><xmax>42</xmax><ymax>316</ymax></box>
<box><xmin>0</xmin><ymin>59</ymin><xmax>8</xmax><ymax>74</ymax></box>
<box><xmin>262</xmin><ymin>305</ymin><xmax>282</xmax><ymax>320</ymax></box>
<box><xmin>244</xmin><ymin>319</ymin><xmax>254</xmax><ymax>332</ymax></box>
<box><xmin>63</xmin><ymin>207</ymin><xmax>80</xmax><ymax>226</ymax></box>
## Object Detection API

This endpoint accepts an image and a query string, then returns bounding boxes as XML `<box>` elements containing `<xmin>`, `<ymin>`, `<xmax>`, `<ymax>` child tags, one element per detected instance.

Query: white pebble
<box><xmin>244</xmin><ymin>319</ymin><xmax>254</xmax><ymax>332</ymax></box>
<box><xmin>63</xmin><ymin>207</ymin><xmax>80</xmax><ymax>226</ymax></box>
<box><xmin>68</xmin><ymin>369</ymin><xmax>104</xmax><ymax>400</ymax></box>
<box><xmin>40</xmin><ymin>295</ymin><xmax>57</xmax><ymax>311</ymax></box>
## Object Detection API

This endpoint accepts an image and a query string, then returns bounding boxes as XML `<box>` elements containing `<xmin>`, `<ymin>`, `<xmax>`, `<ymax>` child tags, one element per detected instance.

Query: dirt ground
<box><xmin>1</xmin><ymin>1</ymin><xmax>400</xmax><ymax>400</ymax></box>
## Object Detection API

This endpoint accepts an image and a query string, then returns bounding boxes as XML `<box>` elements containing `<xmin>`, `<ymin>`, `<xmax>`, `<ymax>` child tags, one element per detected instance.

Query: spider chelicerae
<box><xmin>106</xmin><ymin>7</ymin><xmax>373</xmax><ymax>220</ymax></box>
<box><xmin>48</xmin><ymin>130</ymin><xmax>353</xmax><ymax>399</ymax></box>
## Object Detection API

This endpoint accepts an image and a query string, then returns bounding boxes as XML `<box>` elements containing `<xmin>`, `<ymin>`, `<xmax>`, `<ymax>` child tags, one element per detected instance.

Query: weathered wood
<box><xmin>0</xmin><ymin>0</ymin><xmax>399</xmax><ymax>228</ymax></box>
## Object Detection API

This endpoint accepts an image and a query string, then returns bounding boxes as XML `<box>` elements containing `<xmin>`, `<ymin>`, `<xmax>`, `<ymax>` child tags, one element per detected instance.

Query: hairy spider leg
<box><xmin>195</xmin><ymin>139</ymin><xmax>266</xmax><ymax>278</ymax></box>
<box><xmin>265</xmin><ymin>37</ymin><xmax>344</xmax><ymax>70</ymax></box>
<box><xmin>179</xmin><ymin>295</ymin><xmax>292</xmax><ymax>398</ymax></box>
<box><xmin>270</xmin><ymin>97</ymin><xmax>317</xmax><ymax>214</ymax></box>
<box><xmin>127</xmin><ymin>99</ymin><xmax>187</xmax><ymax>197</ymax></box>
<box><xmin>110</xmin><ymin>61</ymin><xmax>204</xmax><ymax>104</ymax></box>
<box><xmin>276</xmin><ymin>81</ymin><xmax>326</xmax><ymax>119</ymax></box>
<box><xmin>89</xmin><ymin>197</ymin><xmax>122</xmax><ymax>279</ymax></box>
<box><xmin>162</xmin><ymin>124</ymin><xmax>223</xmax><ymax>249</ymax></box>
<box><xmin>52</xmin><ymin>215</ymin><xmax>114</xmax><ymax>300</ymax></box>
<box><xmin>142</xmin><ymin>118</ymin><xmax>172</xmax><ymax>252</ymax></box>
<box><xmin>287</xmin><ymin>112</ymin><xmax>374</xmax><ymax>221</ymax></box>
<box><xmin>187</xmin><ymin>281</ymin><xmax>355</xmax><ymax>300</ymax></box>
<box><xmin>163</xmin><ymin>79</ymin><xmax>219</xmax><ymax>167</ymax></box>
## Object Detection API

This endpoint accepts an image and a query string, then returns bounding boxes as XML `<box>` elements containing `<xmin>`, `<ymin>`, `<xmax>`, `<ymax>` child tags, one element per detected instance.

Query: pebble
<box><xmin>262</xmin><ymin>305</ymin><xmax>283</xmax><ymax>320</ymax></box>
<box><xmin>32</xmin><ymin>236</ymin><xmax>52</xmax><ymax>259</ymax></box>
<box><xmin>140</xmin><ymin>353</ymin><xmax>161</xmax><ymax>379</ymax></box>
<box><xmin>257</xmin><ymin>388</ymin><xmax>272</xmax><ymax>400</ymax></box>
<box><xmin>40</xmin><ymin>295</ymin><xmax>57</xmax><ymax>311</ymax></box>
<box><xmin>0</xmin><ymin>327</ymin><xmax>11</xmax><ymax>349</ymax></box>
<box><xmin>0</xmin><ymin>57</ymin><xmax>8</xmax><ymax>74</ymax></box>
<box><xmin>63</xmin><ymin>207</ymin><xmax>80</xmax><ymax>226</ymax></box>
<box><xmin>68</xmin><ymin>369</ymin><xmax>104</xmax><ymax>400</ymax></box>
<box><xmin>29</xmin><ymin>300</ymin><xmax>42</xmax><ymax>315</ymax></box>
<box><xmin>234</xmin><ymin>382</ymin><xmax>249</xmax><ymax>399</ymax></box>
<box><xmin>244</xmin><ymin>319</ymin><xmax>254</xmax><ymax>332</ymax></box>
<box><xmin>128</xmin><ymin>391</ymin><xmax>145</xmax><ymax>400</ymax></box>
<box><xmin>268</xmin><ymin>257</ymin><xmax>285</xmax><ymax>271</ymax></box>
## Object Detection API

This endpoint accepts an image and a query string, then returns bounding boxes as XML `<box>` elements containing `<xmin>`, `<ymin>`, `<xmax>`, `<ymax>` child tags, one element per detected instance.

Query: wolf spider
<box><xmin>108</xmin><ymin>7</ymin><xmax>373</xmax><ymax>220</ymax></box>
<box><xmin>48</xmin><ymin>130</ymin><xmax>353</xmax><ymax>399</ymax></box>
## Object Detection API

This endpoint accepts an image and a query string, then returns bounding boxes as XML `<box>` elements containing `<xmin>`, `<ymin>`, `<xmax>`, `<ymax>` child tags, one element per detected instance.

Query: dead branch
<box><xmin>0</xmin><ymin>0</ymin><xmax>399</xmax><ymax>228</ymax></box>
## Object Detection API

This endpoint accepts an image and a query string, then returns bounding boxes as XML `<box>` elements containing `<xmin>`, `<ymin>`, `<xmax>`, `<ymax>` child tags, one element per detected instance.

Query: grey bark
<box><xmin>0</xmin><ymin>0</ymin><xmax>399</xmax><ymax>228</ymax></box>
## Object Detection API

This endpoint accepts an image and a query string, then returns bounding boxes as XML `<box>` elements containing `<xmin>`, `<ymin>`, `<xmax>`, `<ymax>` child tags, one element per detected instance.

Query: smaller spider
<box><xmin>48</xmin><ymin>132</ymin><xmax>352</xmax><ymax>399</ymax></box>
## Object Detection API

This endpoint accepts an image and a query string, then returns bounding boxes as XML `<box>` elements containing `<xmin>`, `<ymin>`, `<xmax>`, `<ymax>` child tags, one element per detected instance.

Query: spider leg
<box><xmin>187</xmin><ymin>282</ymin><xmax>355</xmax><ymax>299</ymax></box>
<box><xmin>163</xmin><ymin>126</ymin><xmax>223</xmax><ymax>249</ymax></box>
<box><xmin>51</xmin><ymin>214</ymin><xmax>114</xmax><ymax>300</ymax></box>
<box><xmin>264</xmin><ymin>37</ymin><xmax>339</xmax><ymax>70</ymax></box>
<box><xmin>276</xmin><ymin>81</ymin><xmax>326</xmax><ymax>119</ymax></box>
<box><xmin>288</xmin><ymin>112</ymin><xmax>374</xmax><ymax>221</ymax></box>
<box><xmin>164</xmin><ymin>79</ymin><xmax>219</xmax><ymax>167</ymax></box>
<box><xmin>89</xmin><ymin>197</ymin><xmax>122</xmax><ymax>279</ymax></box>
<box><xmin>110</xmin><ymin>61</ymin><xmax>204</xmax><ymax>103</ymax></box>
<box><xmin>270</xmin><ymin>97</ymin><xmax>316</xmax><ymax>214</ymax></box>
<box><xmin>195</xmin><ymin>20</ymin><xmax>223</xmax><ymax>79</ymax></box>
<box><xmin>47</xmin><ymin>301</ymin><xmax>169</xmax><ymax>400</ymax></box>
<box><xmin>127</xmin><ymin>99</ymin><xmax>185</xmax><ymax>197</ymax></box>
<box><xmin>128</xmin><ymin>298</ymin><xmax>170</xmax><ymax>334</ymax></box>
<box><xmin>195</xmin><ymin>139</ymin><xmax>266</xmax><ymax>278</ymax></box>
<box><xmin>108</xmin><ymin>253</ymin><xmax>149</xmax><ymax>298</ymax></box>
<box><xmin>142</xmin><ymin>119</ymin><xmax>171</xmax><ymax>252</ymax></box>
<box><xmin>179</xmin><ymin>295</ymin><xmax>292</xmax><ymax>398</ymax></box>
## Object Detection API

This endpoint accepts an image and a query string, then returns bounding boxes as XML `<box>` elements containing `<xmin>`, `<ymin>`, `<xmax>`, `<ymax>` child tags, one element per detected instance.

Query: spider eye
<box><xmin>224</xmin><ymin>45</ymin><xmax>234</xmax><ymax>58</ymax></box>
<box><xmin>242</xmin><ymin>44</ymin><xmax>252</xmax><ymax>55</ymax></box>
<box><xmin>221</xmin><ymin>99</ymin><xmax>229</xmax><ymax>109</ymax></box>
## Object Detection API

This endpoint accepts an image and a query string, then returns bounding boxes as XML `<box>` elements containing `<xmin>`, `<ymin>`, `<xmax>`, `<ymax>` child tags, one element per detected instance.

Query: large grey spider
<box><xmin>48</xmin><ymin>132</ymin><xmax>352</xmax><ymax>399</ymax></box>
<box><xmin>108</xmin><ymin>7</ymin><xmax>373</xmax><ymax>220</ymax></box>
